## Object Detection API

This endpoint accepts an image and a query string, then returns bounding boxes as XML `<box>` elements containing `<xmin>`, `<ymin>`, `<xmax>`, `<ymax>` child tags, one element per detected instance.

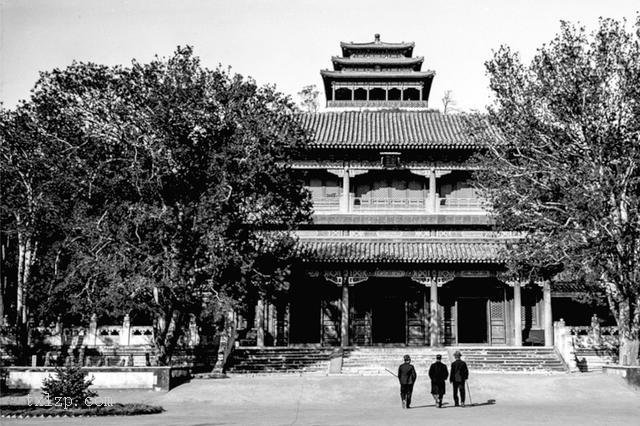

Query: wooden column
<box><xmin>429</xmin><ymin>169</ymin><xmax>438</xmax><ymax>213</ymax></box>
<box><xmin>332</xmin><ymin>85</ymin><xmax>335</xmax><ymax>102</ymax></box>
<box><xmin>543</xmin><ymin>281</ymin><xmax>553</xmax><ymax>346</ymax></box>
<box><xmin>430</xmin><ymin>280</ymin><xmax>439</xmax><ymax>346</ymax></box>
<box><xmin>340</xmin><ymin>169</ymin><xmax>350</xmax><ymax>213</ymax></box>
<box><xmin>340</xmin><ymin>281</ymin><xmax>349</xmax><ymax>347</ymax></box>
<box><xmin>284</xmin><ymin>303</ymin><xmax>290</xmax><ymax>346</ymax></box>
<box><xmin>256</xmin><ymin>299</ymin><xmax>265</xmax><ymax>347</ymax></box>
<box><xmin>423</xmin><ymin>288</ymin><xmax>430</xmax><ymax>345</ymax></box>
<box><xmin>513</xmin><ymin>282</ymin><xmax>523</xmax><ymax>346</ymax></box>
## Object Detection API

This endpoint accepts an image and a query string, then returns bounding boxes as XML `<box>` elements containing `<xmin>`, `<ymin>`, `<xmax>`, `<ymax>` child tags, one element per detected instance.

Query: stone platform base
<box><xmin>2</xmin><ymin>366</ymin><xmax>191</xmax><ymax>391</ymax></box>
<box><xmin>603</xmin><ymin>365</ymin><xmax>640</xmax><ymax>390</ymax></box>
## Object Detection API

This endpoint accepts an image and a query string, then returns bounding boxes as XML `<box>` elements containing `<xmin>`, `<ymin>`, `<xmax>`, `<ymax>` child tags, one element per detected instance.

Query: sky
<box><xmin>1</xmin><ymin>0</ymin><xmax>638</xmax><ymax>111</ymax></box>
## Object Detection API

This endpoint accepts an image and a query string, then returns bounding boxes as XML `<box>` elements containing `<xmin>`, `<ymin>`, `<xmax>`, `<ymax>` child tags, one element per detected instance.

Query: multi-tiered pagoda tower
<box><xmin>237</xmin><ymin>35</ymin><xmax>602</xmax><ymax>353</ymax></box>
<box><xmin>321</xmin><ymin>34</ymin><xmax>434</xmax><ymax>109</ymax></box>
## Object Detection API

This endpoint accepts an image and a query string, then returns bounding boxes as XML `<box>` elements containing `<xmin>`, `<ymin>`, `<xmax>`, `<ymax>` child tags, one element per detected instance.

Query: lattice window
<box><xmin>521</xmin><ymin>305</ymin><xmax>538</xmax><ymax>327</ymax></box>
<box><xmin>490</xmin><ymin>300</ymin><xmax>504</xmax><ymax>320</ymax></box>
<box><xmin>521</xmin><ymin>291</ymin><xmax>539</xmax><ymax>327</ymax></box>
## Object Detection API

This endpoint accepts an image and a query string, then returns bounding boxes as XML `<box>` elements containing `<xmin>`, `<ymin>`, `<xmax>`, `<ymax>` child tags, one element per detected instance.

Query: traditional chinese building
<box><xmin>238</xmin><ymin>35</ymin><xmax>560</xmax><ymax>351</ymax></box>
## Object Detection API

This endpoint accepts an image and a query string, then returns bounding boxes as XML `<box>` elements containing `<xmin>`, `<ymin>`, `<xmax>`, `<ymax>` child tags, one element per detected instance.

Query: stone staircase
<box><xmin>225</xmin><ymin>346</ymin><xmax>568</xmax><ymax>375</ymax></box>
<box><xmin>341</xmin><ymin>347</ymin><xmax>449</xmax><ymax>376</ymax></box>
<box><xmin>573</xmin><ymin>347</ymin><xmax>618</xmax><ymax>372</ymax></box>
<box><xmin>225</xmin><ymin>347</ymin><xmax>336</xmax><ymax>374</ymax></box>
<box><xmin>453</xmin><ymin>347</ymin><xmax>567</xmax><ymax>372</ymax></box>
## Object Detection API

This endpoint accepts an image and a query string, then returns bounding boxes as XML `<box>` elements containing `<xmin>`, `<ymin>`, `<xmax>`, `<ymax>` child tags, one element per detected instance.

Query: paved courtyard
<box><xmin>2</xmin><ymin>372</ymin><xmax>639</xmax><ymax>425</ymax></box>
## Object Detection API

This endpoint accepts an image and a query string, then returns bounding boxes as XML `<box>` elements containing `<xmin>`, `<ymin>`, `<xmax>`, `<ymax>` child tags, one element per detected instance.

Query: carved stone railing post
<box><xmin>87</xmin><ymin>313</ymin><xmax>98</xmax><ymax>347</ymax></box>
<box><xmin>554</xmin><ymin>319</ymin><xmax>577</xmax><ymax>371</ymax></box>
<box><xmin>120</xmin><ymin>314</ymin><xmax>131</xmax><ymax>346</ymax></box>
<box><xmin>256</xmin><ymin>299</ymin><xmax>265</xmax><ymax>348</ymax></box>
<box><xmin>188</xmin><ymin>314</ymin><xmax>199</xmax><ymax>347</ymax></box>
<box><xmin>590</xmin><ymin>314</ymin><xmax>601</xmax><ymax>346</ymax></box>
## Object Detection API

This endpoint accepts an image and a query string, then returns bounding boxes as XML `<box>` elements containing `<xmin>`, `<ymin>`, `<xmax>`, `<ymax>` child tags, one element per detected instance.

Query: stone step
<box><xmin>226</xmin><ymin>348</ymin><xmax>335</xmax><ymax>374</ymax></box>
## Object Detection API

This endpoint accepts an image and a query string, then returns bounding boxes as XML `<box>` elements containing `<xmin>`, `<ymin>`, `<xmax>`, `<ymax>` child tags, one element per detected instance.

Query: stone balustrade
<box><xmin>352</xmin><ymin>197</ymin><xmax>426</xmax><ymax>211</ymax></box>
<box><xmin>26</xmin><ymin>315</ymin><xmax>156</xmax><ymax>348</ymax></box>
<box><xmin>311</xmin><ymin>195</ymin><xmax>485</xmax><ymax>214</ymax></box>
<box><xmin>553</xmin><ymin>317</ymin><xmax>629</xmax><ymax>372</ymax></box>
<box><xmin>438</xmin><ymin>197</ymin><xmax>484</xmax><ymax>211</ymax></box>
<box><xmin>327</xmin><ymin>100</ymin><xmax>430</xmax><ymax>108</ymax></box>
<box><xmin>312</xmin><ymin>196</ymin><xmax>341</xmax><ymax>211</ymax></box>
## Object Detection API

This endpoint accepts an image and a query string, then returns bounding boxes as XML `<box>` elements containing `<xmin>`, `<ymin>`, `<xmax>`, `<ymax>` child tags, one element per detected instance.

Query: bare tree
<box><xmin>442</xmin><ymin>90</ymin><xmax>457</xmax><ymax>114</ymax></box>
<box><xmin>298</xmin><ymin>84</ymin><xmax>319</xmax><ymax>113</ymax></box>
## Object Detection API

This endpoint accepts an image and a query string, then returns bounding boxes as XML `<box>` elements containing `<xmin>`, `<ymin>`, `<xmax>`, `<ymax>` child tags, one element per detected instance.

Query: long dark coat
<box><xmin>398</xmin><ymin>362</ymin><xmax>417</xmax><ymax>385</ymax></box>
<box><xmin>450</xmin><ymin>359</ymin><xmax>469</xmax><ymax>383</ymax></box>
<box><xmin>428</xmin><ymin>361</ymin><xmax>449</xmax><ymax>395</ymax></box>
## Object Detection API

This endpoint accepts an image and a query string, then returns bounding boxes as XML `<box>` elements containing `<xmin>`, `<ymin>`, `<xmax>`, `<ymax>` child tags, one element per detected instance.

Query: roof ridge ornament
<box><xmin>374</xmin><ymin>33</ymin><xmax>380</xmax><ymax>43</ymax></box>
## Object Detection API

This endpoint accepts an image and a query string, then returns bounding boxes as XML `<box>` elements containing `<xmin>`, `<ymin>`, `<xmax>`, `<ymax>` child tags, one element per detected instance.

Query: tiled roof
<box><xmin>300</xmin><ymin>111</ymin><xmax>489</xmax><ymax>149</ymax></box>
<box><xmin>331</xmin><ymin>56</ymin><xmax>424</xmax><ymax>65</ymax></box>
<box><xmin>297</xmin><ymin>239</ymin><xmax>504</xmax><ymax>263</ymax></box>
<box><xmin>340</xmin><ymin>41</ymin><xmax>414</xmax><ymax>49</ymax></box>
<box><xmin>320</xmin><ymin>70</ymin><xmax>433</xmax><ymax>78</ymax></box>
<box><xmin>551</xmin><ymin>281</ymin><xmax>600</xmax><ymax>294</ymax></box>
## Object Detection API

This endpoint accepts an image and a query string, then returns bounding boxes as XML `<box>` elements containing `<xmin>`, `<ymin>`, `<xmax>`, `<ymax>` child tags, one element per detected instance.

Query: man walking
<box><xmin>428</xmin><ymin>354</ymin><xmax>448</xmax><ymax>408</ymax></box>
<box><xmin>450</xmin><ymin>350</ymin><xmax>469</xmax><ymax>407</ymax></box>
<box><xmin>397</xmin><ymin>354</ymin><xmax>417</xmax><ymax>409</ymax></box>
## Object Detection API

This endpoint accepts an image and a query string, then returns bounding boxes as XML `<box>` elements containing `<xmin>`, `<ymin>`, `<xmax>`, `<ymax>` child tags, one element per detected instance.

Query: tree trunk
<box><xmin>615</xmin><ymin>297</ymin><xmax>639</xmax><ymax>366</ymax></box>
<box><xmin>211</xmin><ymin>309</ymin><xmax>236</xmax><ymax>374</ymax></box>
<box><xmin>619</xmin><ymin>336</ymin><xmax>639</xmax><ymax>366</ymax></box>
<box><xmin>16</xmin><ymin>231</ymin><xmax>36</xmax><ymax>327</ymax></box>
<box><xmin>153</xmin><ymin>310</ymin><xmax>170</xmax><ymax>366</ymax></box>
<box><xmin>154</xmin><ymin>310</ymin><xmax>186</xmax><ymax>366</ymax></box>
<box><xmin>16</xmin><ymin>232</ymin><xmax>25</xmax><ymax>327</ymax></box>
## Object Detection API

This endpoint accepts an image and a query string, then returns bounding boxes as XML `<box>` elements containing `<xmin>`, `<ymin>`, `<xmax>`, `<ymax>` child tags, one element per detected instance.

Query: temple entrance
<box><xmin>440</xmin><ymin>278</ymin><xmax>507</xmax><ymax>345</ymax></box>
<box><xmin>457</xmin><ymin>297</ymin><xmax>488</xmax><ymax>343</ymax></box>
<box><xmin>372</xmin><ymin>295</ymin><xmax>406</xmax><ymax>344</ymax></box>
<box><xmin>289</xmin><ymin>290</ymin><xmax>320</xmax><ymax>344</ymax></box>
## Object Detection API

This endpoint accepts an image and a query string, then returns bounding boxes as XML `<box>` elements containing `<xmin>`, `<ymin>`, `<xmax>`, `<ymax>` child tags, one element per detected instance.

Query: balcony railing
<box><xmin>327</xmin><ymin>100</ymin><xmax>430</xmax><ymax>108</ymax></box>
<box><xmin>439</xmin><ymin>197</ymin><xmax>484</xmax><ymax>211</ymax></box>
<box><xmin>312</xmin><ymin>196</ymin><xmax>341</xmax><ymax>211</ymax></box>
<box><xmin>310</xmin><ymin>195</ymin><xmax>486</xmax><ymax>213</ymax></box>
<box><xmin>353</xmin><ymin>197</ymin><xmax>425</xmax><ymax>211</ymax></box>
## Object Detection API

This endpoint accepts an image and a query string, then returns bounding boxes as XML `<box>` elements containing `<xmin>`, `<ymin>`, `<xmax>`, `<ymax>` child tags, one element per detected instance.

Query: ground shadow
<box><xmin>409</xmin><ymin>401</ymin><xmax>450</xmax><ymax>409</ymax></box>
<box><xmin>0</xmin><ymin>388</ymin><xmax>30</xmax><ymax>396</ymax></box>
<box><xmin>466</xmin><ymin>399</ymin><xmax>496</xmax><ymax>408</ymax></box>
<box><xmin>407</xmin><ymin>404</ymin><xmax>436</xmax><ymax>409</ymax></box>
<box><xmin>437</xmin><ymin>399</ymin><xmax>495</xmax><ymax>408</ymax></box>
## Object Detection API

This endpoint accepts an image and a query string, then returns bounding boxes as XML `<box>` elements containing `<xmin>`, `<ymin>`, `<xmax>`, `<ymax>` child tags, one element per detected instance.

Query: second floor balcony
<box><xmin>311</xmin><ymin>195</ymin><xmax>485</xmax><ymax>214</ymax></box>
<box><xmin>304</xmin><ymin>168</ymin><xmax>487</xmax><ymax>215</ymax></box>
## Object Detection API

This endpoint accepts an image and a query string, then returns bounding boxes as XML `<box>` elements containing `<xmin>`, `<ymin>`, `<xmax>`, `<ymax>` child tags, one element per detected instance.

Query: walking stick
<box><xmin>385</xmin><ymin>368</ymin><xmax>398</xmax><ymax>377</ymax></box>
<box><xmin>466</xmin><ymin>380</ymin><xmax>473</xmax><ymax>406</ymax></box>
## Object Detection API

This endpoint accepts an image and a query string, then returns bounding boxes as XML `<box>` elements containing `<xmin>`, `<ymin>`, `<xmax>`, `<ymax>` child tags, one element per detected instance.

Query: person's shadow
<box><xmin>460</xmin><ymin>399</ymin><xmax>496</xmax><ymax>408</ymax></box>
<box><xmin>410</xmin><ymin>400</ymin><xmax>496</xmax><ymax>409</ymax></box>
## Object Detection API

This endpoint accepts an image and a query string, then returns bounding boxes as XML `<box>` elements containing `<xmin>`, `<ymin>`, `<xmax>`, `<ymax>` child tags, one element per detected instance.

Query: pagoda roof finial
<box><xmin>374</xmin><ymin>33</ymin><xmax>381</xmax><ymax>43</ymax></box>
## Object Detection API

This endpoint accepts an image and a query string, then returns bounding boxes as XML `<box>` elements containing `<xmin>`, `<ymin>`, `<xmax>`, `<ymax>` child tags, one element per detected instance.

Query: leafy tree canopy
<box><xmin>470</xmin><ymin>17</ymin><xmax>640</xmax><ymax>364</ymax></box>
<box><xmin>1</xmin><ymin>46</ymin><xmax>312</xmax><ymax>363</ymax></box>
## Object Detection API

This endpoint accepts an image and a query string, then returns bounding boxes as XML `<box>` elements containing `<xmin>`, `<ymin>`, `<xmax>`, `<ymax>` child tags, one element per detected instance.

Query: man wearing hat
<box><xmin>428</xmin><ymin>354</ymin><xmax>449</xmax><ymax>408</ymax></box>
<box><xmin>397</xmin><ymin>354</ymin><xmax>417</xmax><ymax>409</ymax></box>
<box><xmin>450</xmin><ymin>350</ymin><xmax>469</xmax><ymax>407</ymax></box>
